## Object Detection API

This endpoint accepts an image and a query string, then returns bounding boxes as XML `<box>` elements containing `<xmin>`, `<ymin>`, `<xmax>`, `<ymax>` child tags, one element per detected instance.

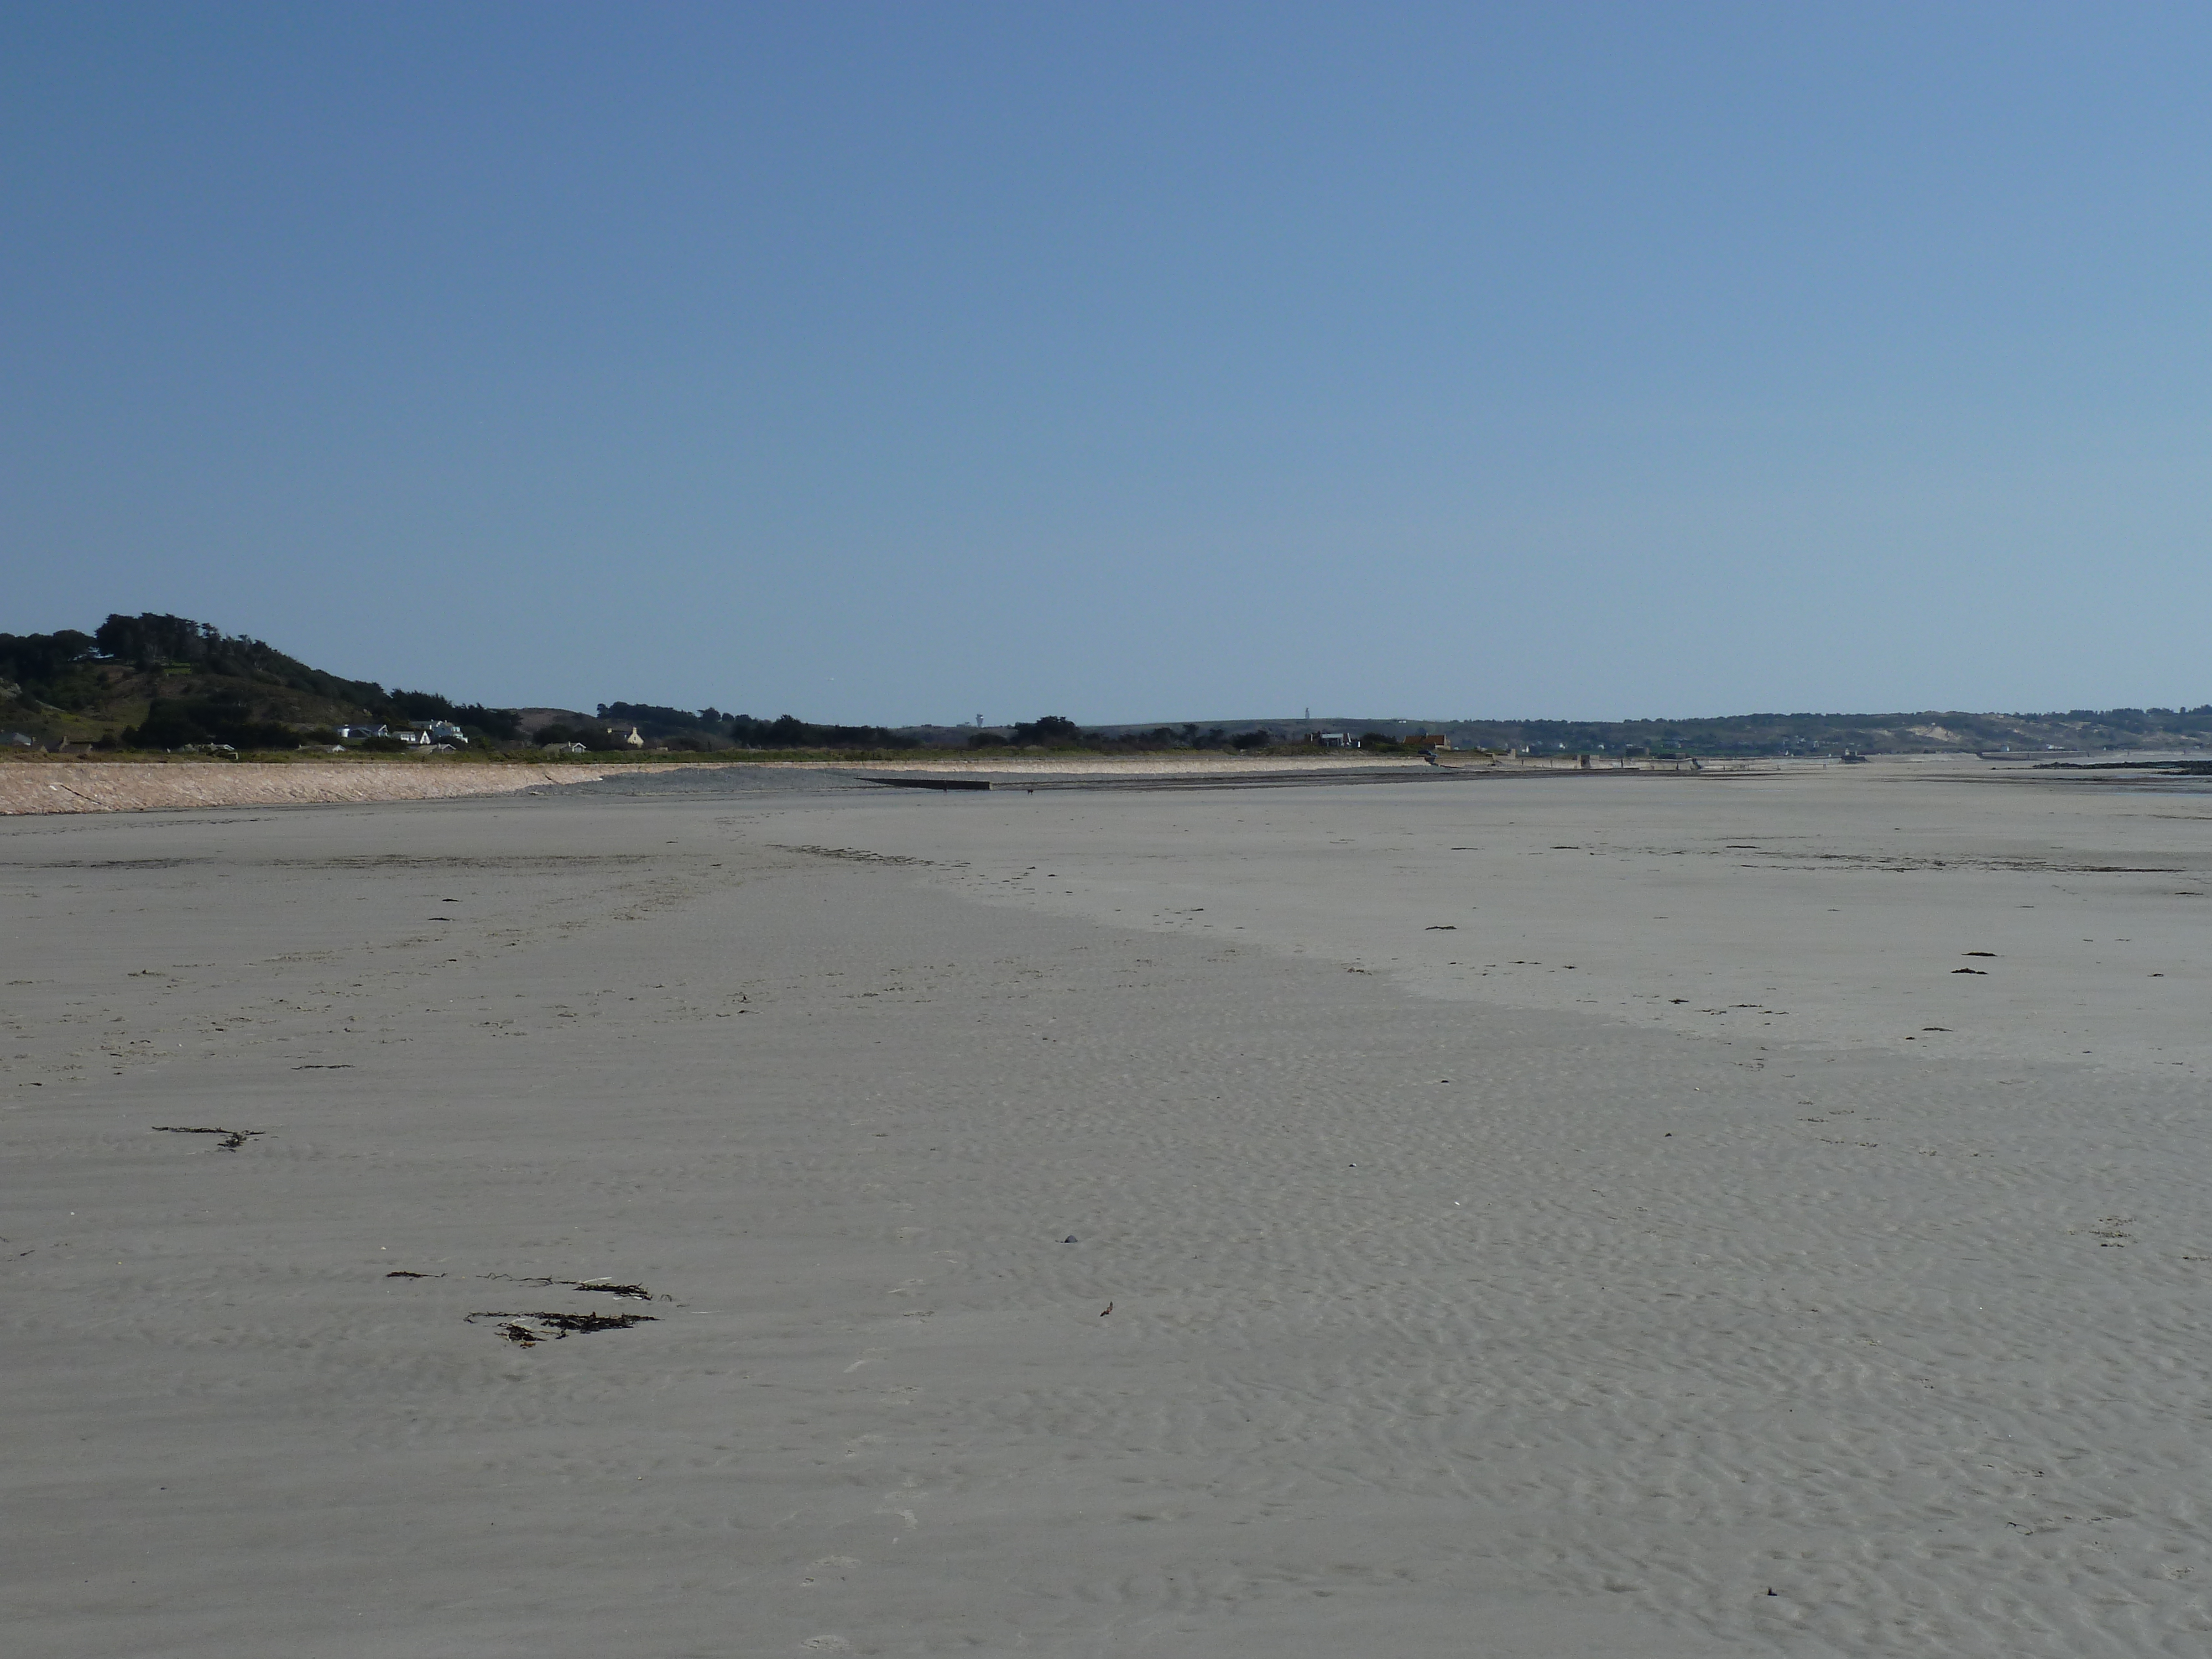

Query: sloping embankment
<box><xmin>0</xmin><ymin>760</ymin><xmax>679</xmax><ymax>816</ymax></box>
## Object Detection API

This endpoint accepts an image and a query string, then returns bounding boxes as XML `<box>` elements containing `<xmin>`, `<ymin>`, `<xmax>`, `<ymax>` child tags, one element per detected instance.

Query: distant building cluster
<box><xmin>335</xmin><ymin>721</ymin><xmax>469</xmax><ymax>749</ymax></box>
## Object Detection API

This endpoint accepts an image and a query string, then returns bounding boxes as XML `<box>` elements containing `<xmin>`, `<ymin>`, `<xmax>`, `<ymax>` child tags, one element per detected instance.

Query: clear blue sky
<box><xmin>6</xmin><ymin>3</ymin><xmax>2209</xmax><ymax>723</ymax></box>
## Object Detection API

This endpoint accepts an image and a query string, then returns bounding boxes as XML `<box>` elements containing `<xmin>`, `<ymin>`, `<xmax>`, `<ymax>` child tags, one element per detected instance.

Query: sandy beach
<box><xmin>6</xmin><ymin>763</ymin><xmax>2211</xmax><ymax>1656</ymax></box>
<box><xmin>0</xmin><ymin>760</ymin><xmax>688</xmax><ymax>817</ymax></box>
<box><xmin>0</xmin><ymin>755</ymin><xmax>1442</xmax><ymax>820</ymax></box>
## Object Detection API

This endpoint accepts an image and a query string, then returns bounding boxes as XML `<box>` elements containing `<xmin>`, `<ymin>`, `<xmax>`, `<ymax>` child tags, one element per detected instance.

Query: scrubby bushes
<box><xmin>118</xmin><ymin>696</ymin><xmax>300</xmax><ymax>751</ymax></box>
<box><xmin>726</xmin><ymin>714</ymin><xmax>919</xmax><ymax>750</ymax></box>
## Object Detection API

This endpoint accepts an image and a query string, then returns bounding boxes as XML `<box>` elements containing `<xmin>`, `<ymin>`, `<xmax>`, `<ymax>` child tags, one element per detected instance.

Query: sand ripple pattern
<box><xmin>6</xmin><ymin>801</ymin><xmax>2210</xmax><ymax>1656</ymax></box>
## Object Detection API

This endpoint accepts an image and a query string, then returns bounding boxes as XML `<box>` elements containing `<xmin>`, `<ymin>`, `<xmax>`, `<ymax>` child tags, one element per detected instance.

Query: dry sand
<box><xmin>0</xmin><ymin>760</ymin><xmax>689</xmax><ymax>817</ymax></box>
<box><xmin>5</xmin><ymin>763</ymin><xmax>2210</xmax><ymax>1656</ymax></box>
<box><xmin>0</xmin><ymin>754</ymin><xmax>1435</xmax><ymax>820</ymax></box>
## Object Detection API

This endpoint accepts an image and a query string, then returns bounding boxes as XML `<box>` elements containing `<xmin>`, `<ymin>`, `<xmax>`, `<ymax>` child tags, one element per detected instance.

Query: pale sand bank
<box><xmin>761</xmin><ymin>759</ymin><xmax>2212</xmax><ymax>1078</ymax></box>
<box><xmin>0</xmin><ymin>755</ymin><xmax>1436</xmax><ymax>819</ymax></box>
<box><xmin>6</xmin><ymin>776</ymin><xmax>2210</xmax><ymax>1656</ymax></box>
<box><xmin>0</xmin><ymin>751</ymin><xmax>1993</xmax><ymax>819</ymax></box>
<box><xmin>848</xmin><ymin>753</ymin><xmax>1444</xmax><ymax>777</ymax></box>
<box><xmin>0</xmin><ymin>759</ymin><xmax>695</xmax><ymax>816</ymax></box>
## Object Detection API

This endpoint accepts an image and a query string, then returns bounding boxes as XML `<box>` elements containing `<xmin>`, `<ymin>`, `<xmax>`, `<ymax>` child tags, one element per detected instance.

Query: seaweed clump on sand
<box><xmin>465</xmin><ymin>1310</ymin><xmax>658</xmax><ymax>1347</ymax></box>
<box><xmin>152</xmin><ymin>1125</ymin><xmax>263</xmax><ymax>1151</ymax></box>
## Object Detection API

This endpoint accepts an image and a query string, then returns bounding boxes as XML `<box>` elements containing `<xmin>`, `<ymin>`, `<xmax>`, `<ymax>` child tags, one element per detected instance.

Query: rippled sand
<box><xmin>6</xmin><ymin>767</ymin><xmax>2209</xmax><ymax>1656</ymax></box>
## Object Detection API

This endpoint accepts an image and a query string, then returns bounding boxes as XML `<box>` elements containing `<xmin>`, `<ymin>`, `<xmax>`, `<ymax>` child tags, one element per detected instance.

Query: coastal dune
<box><xmin>5</xmin><ymin>771</ymin><xmax>2210</xmax><ymax>1656</ymax></box>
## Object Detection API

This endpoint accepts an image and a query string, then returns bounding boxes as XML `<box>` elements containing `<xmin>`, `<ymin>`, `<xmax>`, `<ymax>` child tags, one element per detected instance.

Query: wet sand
<box><xmin>5</xmin><ymin>768</ymin><xmax>2210</xmax><ymax>1656</ymax></box>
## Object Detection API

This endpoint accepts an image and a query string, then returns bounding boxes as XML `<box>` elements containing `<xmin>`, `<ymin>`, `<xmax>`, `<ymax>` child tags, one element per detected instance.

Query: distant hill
<box><xmin>0</xmin><ymin>614</ymin><xmax>518</xmax><ymax>752</ymax></box>
<box><xmin>0</xmin><ymin>614</ymin><xmax>931</xmax><ymax>755</ymax></box>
